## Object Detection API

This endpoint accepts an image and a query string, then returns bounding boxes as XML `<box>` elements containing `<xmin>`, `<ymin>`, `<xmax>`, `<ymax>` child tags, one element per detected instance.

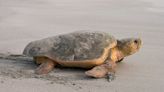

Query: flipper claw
<box><xmin>107</xmin><ymin>72</ymin><xmax>115</xmax><ymax>82</ymax></box>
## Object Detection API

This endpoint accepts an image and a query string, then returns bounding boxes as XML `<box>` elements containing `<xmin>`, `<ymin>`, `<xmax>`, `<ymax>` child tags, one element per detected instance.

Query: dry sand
<box><xmin>0</xmin><ymin>0</ymin><xmax>164</xmax><ymax>92</ymax></box>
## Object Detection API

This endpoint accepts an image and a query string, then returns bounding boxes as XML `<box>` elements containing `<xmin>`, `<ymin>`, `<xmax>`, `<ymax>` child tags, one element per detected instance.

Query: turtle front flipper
<box><xmin>34</xmin><ymin>56</ymin><xmax>57</xmax><ymax>74</ymax></box>
<box><xmin>116</xmin><ymin>58</ymin><xmax>124</xmax><ymax>63</ymax></box>
<box><xmin>85</xmin><ymin>60</ymin><xmax>116</xmax><ymax>82</ymax></box>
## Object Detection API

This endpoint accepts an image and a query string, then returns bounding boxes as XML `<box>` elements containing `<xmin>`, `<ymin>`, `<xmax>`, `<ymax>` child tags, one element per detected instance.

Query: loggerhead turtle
<box><xmin>23</xmin><ymin>31</ymin><xmax>142</xmax><ymax>81</ymax></box>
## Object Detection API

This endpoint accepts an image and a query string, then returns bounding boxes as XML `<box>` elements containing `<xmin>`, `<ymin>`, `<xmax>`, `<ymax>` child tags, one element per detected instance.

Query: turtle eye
<box><xmin>134</xmin><ymin>40</ymin><xmax>138</xmax><ymax>44</ymax></box>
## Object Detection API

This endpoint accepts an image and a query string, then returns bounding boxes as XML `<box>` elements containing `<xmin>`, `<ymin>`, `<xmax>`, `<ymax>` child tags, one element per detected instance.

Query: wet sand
<box><xmin>0</xmin><ymin>0</ymin><xmax>164</xmax><ymax>92</ymax></box>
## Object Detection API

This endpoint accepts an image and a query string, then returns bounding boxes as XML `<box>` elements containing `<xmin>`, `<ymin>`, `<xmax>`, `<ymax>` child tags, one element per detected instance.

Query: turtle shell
<box><xmin>23</xmin><ymin>31</ymin><xmax>117</xmax><ymax>65</ymax></box>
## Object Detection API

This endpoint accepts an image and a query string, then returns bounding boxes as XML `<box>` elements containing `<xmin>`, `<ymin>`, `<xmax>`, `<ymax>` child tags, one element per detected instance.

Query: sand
<box><xmin>0</xmin><ymin>0</ymin><xmax>164</xmax><ymax>92</ymax></box>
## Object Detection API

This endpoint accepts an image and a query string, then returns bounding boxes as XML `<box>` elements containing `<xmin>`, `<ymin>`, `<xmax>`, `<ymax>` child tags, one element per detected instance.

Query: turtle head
<box><xmin>117</xmin><ymin>38</ymin><xmax>142</xmax><ymax>57</ymax></box>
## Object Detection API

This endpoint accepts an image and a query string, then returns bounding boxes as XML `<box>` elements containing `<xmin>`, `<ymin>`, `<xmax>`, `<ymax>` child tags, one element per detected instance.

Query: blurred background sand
<box><xmin>0</xmin><ymin>0</ymin><xmax>164</xmax><ymax>92</ymax></box>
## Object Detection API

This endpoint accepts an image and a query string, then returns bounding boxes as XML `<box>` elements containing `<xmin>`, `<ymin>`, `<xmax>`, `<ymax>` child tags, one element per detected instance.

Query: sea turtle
<box><xmin>23</xmin><ymin>31</ymin><xmax>142</xmax><ymax>81</ymax></box>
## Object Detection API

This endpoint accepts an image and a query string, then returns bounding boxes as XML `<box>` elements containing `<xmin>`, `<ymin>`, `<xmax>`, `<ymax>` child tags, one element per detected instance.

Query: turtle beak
<box><xmin>134</xmin><ymin>38</ymin><xmax>142</xmax><ymax>50</ymax></box>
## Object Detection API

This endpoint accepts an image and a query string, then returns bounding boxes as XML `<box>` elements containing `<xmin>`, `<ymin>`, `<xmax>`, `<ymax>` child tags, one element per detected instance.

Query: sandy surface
<box><xmin>0</xmin><ymin>0</ymin><xmax>164</xmax><ymax>92</ymax></box>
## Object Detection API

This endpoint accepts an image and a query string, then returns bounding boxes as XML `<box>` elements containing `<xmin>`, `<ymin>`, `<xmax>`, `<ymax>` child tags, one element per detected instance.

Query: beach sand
<box><xmin>0</xmin><ymin>0</ymin><xmax>164</xmax><ymax>92</ymax></box>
